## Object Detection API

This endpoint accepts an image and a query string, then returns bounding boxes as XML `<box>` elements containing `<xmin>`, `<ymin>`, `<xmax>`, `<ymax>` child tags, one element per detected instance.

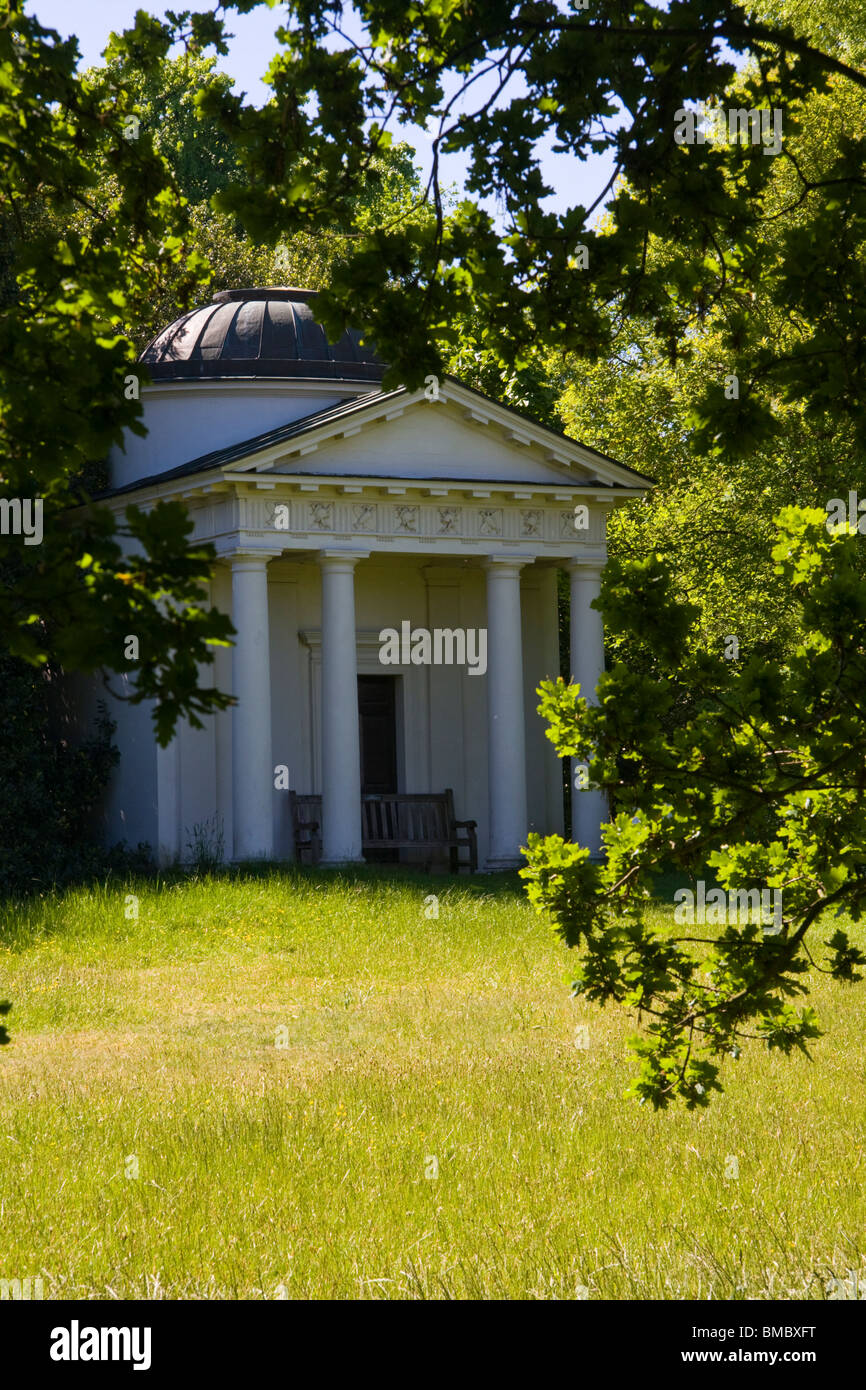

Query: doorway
<box><xmin>358</xmin><ymin>675</ymin><xmax>399</xmax><ymax>862</ymax></box>
<box><xmin>358</xmin><ymin>675</ymin><xmax>398</xmax><ymax>794</ymax></box>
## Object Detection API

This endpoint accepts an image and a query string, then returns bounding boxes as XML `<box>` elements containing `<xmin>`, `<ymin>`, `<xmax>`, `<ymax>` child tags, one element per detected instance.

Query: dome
<box><xmin>139</xmin><ymin>287</ymin><xmax>384</xmax><ymax>383</ymax></box>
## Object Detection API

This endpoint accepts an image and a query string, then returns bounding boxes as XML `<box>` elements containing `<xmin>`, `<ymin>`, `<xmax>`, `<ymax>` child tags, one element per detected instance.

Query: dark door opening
<box><xmin>358</xmin><ymin>675</ymin><xmax>398</xmax><ymax>793</ymax></box>
<box><xmin>358</xmin><ymin>675</ymin><xmax>399</xmax><ymax>862</ymax></box>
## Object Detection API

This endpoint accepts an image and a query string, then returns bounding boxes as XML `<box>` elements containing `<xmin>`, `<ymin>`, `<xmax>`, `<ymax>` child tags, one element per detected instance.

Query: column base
<box><xmin>483</xmin><ymin>856</ymin><xmax>525</xmax><ymax>872</ymax></box>
<box><xmin>319</xmin><ymin>857</ymin><xmax>366</xmax><ymax>869</ymax></box>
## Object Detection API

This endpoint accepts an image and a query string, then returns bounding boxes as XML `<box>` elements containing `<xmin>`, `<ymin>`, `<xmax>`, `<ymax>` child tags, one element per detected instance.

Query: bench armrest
<box><xmin>454</xmin><ymin>819</ymin><xmax>477</xmax><ymax>830</ymax></box>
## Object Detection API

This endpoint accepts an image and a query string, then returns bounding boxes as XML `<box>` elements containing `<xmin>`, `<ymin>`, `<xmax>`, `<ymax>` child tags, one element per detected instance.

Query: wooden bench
<box><xmin>288</xmin><ymin>789</ymin><xmax>477</xmax><ymax>873</ymax></box>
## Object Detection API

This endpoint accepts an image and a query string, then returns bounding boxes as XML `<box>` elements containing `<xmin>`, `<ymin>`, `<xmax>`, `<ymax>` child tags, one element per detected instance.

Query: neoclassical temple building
<box><xmin>91</xmin><ymin>288</ymin><xmax>651</xmax><ymax>870</ymax></box>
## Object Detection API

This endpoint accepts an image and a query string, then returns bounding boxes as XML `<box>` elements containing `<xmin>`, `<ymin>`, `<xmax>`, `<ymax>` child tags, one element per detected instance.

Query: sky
<box><xmin>25</xmin><ymin>0</ymin><xmax>621</xmax><ymax>221</ymax></box>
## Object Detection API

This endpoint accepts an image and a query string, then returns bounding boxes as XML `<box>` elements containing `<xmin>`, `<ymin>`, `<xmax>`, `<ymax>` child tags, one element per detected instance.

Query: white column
<box><xmin>231</xmin><ymin>552</ymin><xmax>274</xmax><ymax>860</ymax></box>
<box><xmin>521</xmin><ymin>565</ymin><xmax>564</xmax><ymax>836</ymax></box>
<box><xmin>268</xmin><ymin>563</ymin><xmax>300</xmax><ymax>858</ymax></box>
<box><xmin>319</xmin><ymin>551</ymin><xmax>367</xmax><ymax>865</ymax></box>
<box><xmin>569</xmin><ymin>557</ymin><xmax>606</xmax><ymax>857</ymax></box>
<box><xmin>484</xmin><ymin>558</ymin><xmax>528</xmax><ymax>869</ymax></box>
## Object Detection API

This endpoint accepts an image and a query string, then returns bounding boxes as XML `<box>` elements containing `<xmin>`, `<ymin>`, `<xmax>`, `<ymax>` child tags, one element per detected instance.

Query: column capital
<box><xmin>483</xmin><ymin>555</ymin><xmax>527</xmax><ymax>575</ymax></box>
<box><xmin>317</xmin><ymin>550</ymin><xmax>370</xmax><ymax>572</ymax></box>
<box><xmin>225</xmin><ymin>548</ymin><xmax>281</xmax><ymax>570</ymax></box>
<box><xmin>567</xmin><ymin>551</ymin><xmax>606</xmax><ymax>577</ymax></box>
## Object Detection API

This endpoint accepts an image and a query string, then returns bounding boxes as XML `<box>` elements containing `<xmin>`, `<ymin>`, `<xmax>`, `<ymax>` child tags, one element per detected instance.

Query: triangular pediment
<box><xmin>221</xmin><ymin>380</ymin><xmax>652</xmax><ymax>493</ymax></box>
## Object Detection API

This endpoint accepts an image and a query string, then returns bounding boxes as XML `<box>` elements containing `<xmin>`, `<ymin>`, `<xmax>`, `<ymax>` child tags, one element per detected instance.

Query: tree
<box><xmin>94</xmin><ymin>48</ymin><xmax>240</xmax><ymax>208</ymax></box>
<box><xmin>0</xmin><ymin>3</ymin><xmax>233</xmax><ymax>745</ymax></box>
<box><xmin>540</xmin><ymin>0</ymin><xmax>866</xmax><ymax>676</ymax></box>
<box><xmin>0</xmin><ymin>644</ymin><xmax>130</xmax><ymax>897</ymax></box>
<box><xmin>173</xmin><ymin>0</ymin><xmax>866</xmax><ymax>455</ymax></box>
<box><xmin>522</xmin><ymin>508</ymin><xmax>866</xmax><ymax>1108</ymax></box>
<box><xmin>74</xmin><ymin>48</ymin><xmax>431</xmax><ymax>353</ymax></box>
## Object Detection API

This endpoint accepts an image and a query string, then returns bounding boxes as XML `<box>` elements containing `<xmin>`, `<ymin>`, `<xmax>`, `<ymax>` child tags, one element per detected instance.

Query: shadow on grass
<box><xmin>1</xmin><ymin>851</ymin><xmax>720</xmax><ymax>921</ymax></box>
<box><xmin>0</xmin><ymin>857</ymin><xmax>528</xmax><ymax>934</ymax></box>
<box><xmin>225</xmin><ymin>860</ymin><xmax>527</xmax><ymax>897</ymax></box>
<box><xmin>1</xmin><ymin>843</ymin><xmax>730</xmax><ymax>959</ymax></box>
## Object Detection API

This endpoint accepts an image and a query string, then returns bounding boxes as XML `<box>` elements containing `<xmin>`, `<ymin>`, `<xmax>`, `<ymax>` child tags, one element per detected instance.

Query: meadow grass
<box><xmin>0</xmin><ymin>866</ymin><xmax>863</xmax><ymax>1300</ymax></box>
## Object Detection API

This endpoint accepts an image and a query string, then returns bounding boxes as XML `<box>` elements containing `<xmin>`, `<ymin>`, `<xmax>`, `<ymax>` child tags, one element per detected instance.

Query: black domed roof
<box><xmin>139</xmin><ymin>287</ymin><xmax>384</xmax><ymax>383</ymax></box>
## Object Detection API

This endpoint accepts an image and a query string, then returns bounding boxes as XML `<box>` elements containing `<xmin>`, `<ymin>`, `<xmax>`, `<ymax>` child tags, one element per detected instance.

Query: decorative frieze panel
<box><xmin>393</xmin><ymin>504</ymin><xmax>420</xmax><ymax>534</ymax></box>
<box><xmin>478</xmin><ymin>508</ymin><xmax>503</xmax><ymax>537</ymax></box>
<box><xmin>310</xmin><ymin>501</ymin><xmax>335</xmax><ymax>531</ymax></box>
<box><xmin>220</xmin><ymin>488</ymin><xmax>610</xmax><ymax>548</ymax></box>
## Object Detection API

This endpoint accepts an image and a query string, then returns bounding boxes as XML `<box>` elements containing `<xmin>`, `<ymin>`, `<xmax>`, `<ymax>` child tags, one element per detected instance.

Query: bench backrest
<box><xmin>361</xmin><ymin>792</ymin><xmax>455</xmax><ymax>844</ymax></box>
<box><xmin>289</xmin><ymin>790</ymin><xmax>457</xmax><ymax>845</ymax></box>
<box><xmin>288</xmin><ymin>793</ymin><xmax>322</xmax><ymax>832</ymax></box>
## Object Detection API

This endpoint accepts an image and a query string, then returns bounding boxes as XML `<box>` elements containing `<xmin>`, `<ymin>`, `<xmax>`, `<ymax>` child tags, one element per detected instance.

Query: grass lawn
<box><xmin>0</xmin><ymin>866</ymin><xmax>863</xmax><ymax>1300</ymax></box>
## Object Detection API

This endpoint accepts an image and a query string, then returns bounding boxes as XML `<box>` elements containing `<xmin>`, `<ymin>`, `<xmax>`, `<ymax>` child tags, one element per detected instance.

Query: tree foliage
<box><xmin>73</xmin><ymin>47</ymin><xmax>432</xmax><ymax>353</ymax></box>
<box><xmin>0</xmin><ymin>648</ymin><xmax>137</xmax><ymax>897</ymax></box>
<box><xmin>545</xmin><ymin>0</ymin><xmax>866</xmax><ymax>672</ymax></box>
<box><xmin>522</xmin><ymin>509</ymin><xmax>866</xmax><ymax>1107</ymax></box>
<box><xmin>169</xmin><ymin>0</ymin><xmax>866</xmax><ymax>456</ymax></box>
<box><xmin>0</xmin><ymin>3</ymin><xmax>233</xmax><ymax>743</ymax></box>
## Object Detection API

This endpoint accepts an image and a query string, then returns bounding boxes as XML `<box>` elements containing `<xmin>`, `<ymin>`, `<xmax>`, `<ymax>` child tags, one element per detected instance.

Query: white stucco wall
<box><xmin>67</xmin><ymin>672</ymin><xmax>161</xmax><ymax>856</ymax></box>
<box><xmin>109</xmin><ymin>380</ymin><xmax>373</xmax><ymax>489</ymax></box>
